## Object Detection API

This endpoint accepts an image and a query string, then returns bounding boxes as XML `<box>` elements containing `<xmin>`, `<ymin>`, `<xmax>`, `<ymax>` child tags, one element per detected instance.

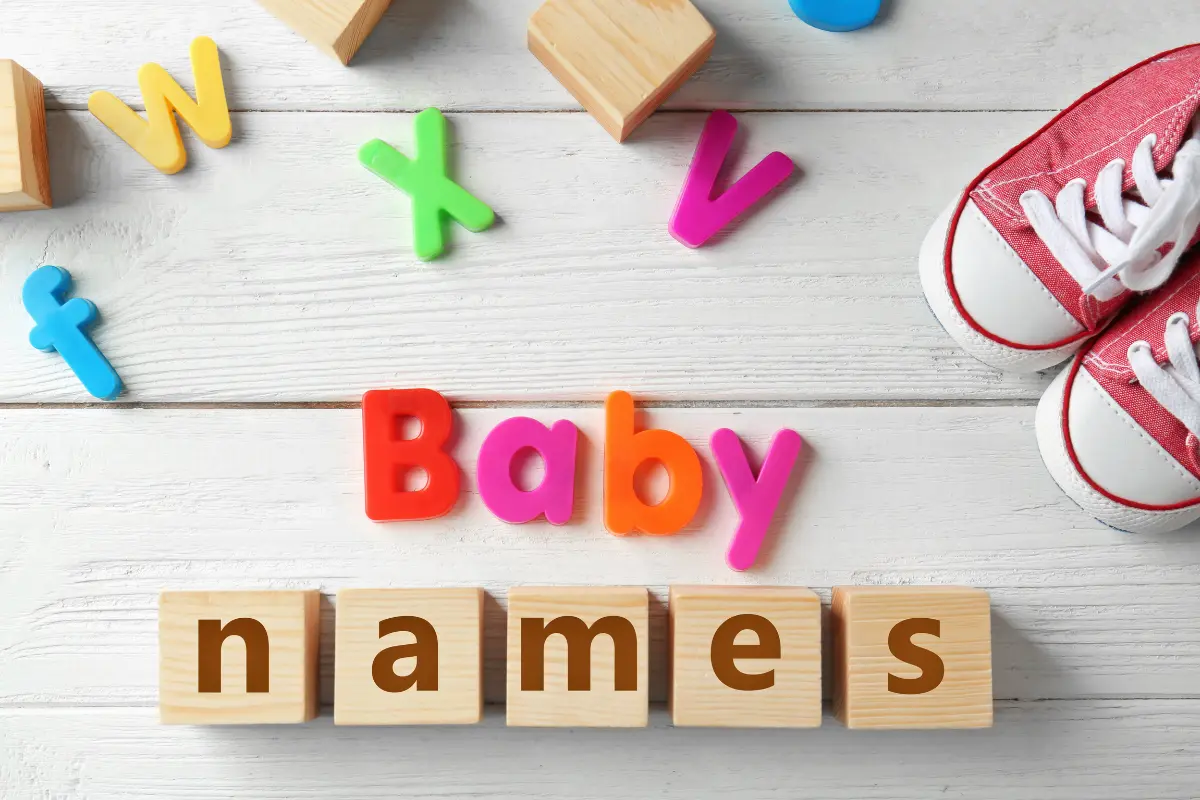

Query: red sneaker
<box><xmin>921</xmin><ymin>45</ymin><xmax>1200</xmax><ymax>372</ymax></box>
<box><xmin>1038</xmin><ymin>251</ymin><xmax>1200</xmax><ymax>533</ymax></box>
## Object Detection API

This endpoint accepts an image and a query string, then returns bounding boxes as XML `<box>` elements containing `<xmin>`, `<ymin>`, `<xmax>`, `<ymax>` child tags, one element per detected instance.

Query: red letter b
<box><xmin>362</xmin><ymin>389</ymin><xmax>460</xmax><ymax>521</ymax></box>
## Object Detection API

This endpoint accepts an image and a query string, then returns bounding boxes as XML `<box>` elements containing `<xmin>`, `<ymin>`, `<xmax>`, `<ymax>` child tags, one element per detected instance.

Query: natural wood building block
<box><xmin>506</xmin><ymin>586</ymin><xmax>649</xmax><ymax>727</ymax></box>
<box><xmin>334</xmin><ymin>588</ymin><xmax>483</xmax><ymax>725</ymax></box>
<box><xmin>158</xmin><ymin>591</ymin><xmax>320</xmax><ymax>725</ymax></box>
<box><xmin>0</xmin><ymin>60</ymin><xmax>50</xmax><ymax>211</ymax></box>
<box><xmin>256</xmin><ymin>0</ymin><xmax>393</xmax><ymax>65</ymax></box>
<box><xmin>528</xmin><ymin>0</ymin><xmax>715</xmax><ymax>142</ymax></box>
<box><xmin>669</xmin><ymin>586</ymin><xmax>821</xmax><ymax>728</ymax></box>
<box><xmin>832</xmin><ymin>586</ymin><xmax>993</xmax><ymax>730</ymax></box>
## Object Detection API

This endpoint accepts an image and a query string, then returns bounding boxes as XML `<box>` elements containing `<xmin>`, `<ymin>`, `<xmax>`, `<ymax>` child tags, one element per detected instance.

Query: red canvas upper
<box><xmin>948</xmin><ymin>44</ymin><xmax>1200</xmax><ymax>348</ymax></box>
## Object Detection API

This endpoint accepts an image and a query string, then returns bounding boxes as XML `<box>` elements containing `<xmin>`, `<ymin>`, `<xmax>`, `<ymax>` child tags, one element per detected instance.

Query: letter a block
<box><xmin>528</xmin><ymin>0</ymin><xmax>716</xmax><ymax>142</ymax></box>
<box><xmin>159</xmin><ymin>591</ymin><xmax>320</xmax><ymax>724</ymax></box>
<box><xmin>257</xmin><ymin>0</ymin><xmax>393</xmax><ymax>65</ymax></box>
<box><xmin>507</xmin><ymin>586</ymin><xmax>648</xmax><ymax>727</ymax></box>
<box><xmin>669</xmin><ymin>586</ymin><xmax>821</xmax><ymax>728</ymax></box>
<box><xmin>0</xmin><ymin>60</ymin><xmax>51</xmax><ymax>211</ymax></box>
<box><xmin>832</xmin><ymin>586</ymin><xmax>992</xmax><ymax>730</ymax></box>
<box><xmin>334</xmin><ymin>588</ymin><xmax>483</xmax><ymax>725</ymax></box>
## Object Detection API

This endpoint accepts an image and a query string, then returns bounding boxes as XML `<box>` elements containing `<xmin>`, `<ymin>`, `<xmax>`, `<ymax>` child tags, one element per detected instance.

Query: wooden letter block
<box><xmin>507</xmin><ymin>586</ymin><xmax>648</xmax><ymax>727</ymax></box>
<box><xmin>159</xmin><ymin>591</ymin><xmax>320</xmax><ymax>724</ymax></box>
<box><xmin>334</xmin><ymin>588</ymin><xmax>483</xmax><ymax>725</ymax></box>
<box><xmin>528</xmin><ymin>0</ymin><xmax>716</xmax><ymax>142</ymax></box>
<box><xmin>0</xmin><ymin>60</ymin><xmax>50</xmax><ymax>211</ymax></box>
<box><xmin>832</xmin><ymin>586</ymin><xmax>993</xmax><ymax>730</ymax></box>
<box><xmin>257</xmin><ymin>0</ymin><xmax>393</xmax><ymax>65</ymax></box>
<box><xmin>669</xmin><ymin>586</ymin><xmax>821</xmax><ymax>728</ymax></box>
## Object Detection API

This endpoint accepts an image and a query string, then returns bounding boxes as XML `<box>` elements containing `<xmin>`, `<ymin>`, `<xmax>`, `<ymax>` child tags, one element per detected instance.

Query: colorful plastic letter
<box><xmin>711</xmin><ymin>429</ymin><xmax>803</xmax><ymax>571</ymax></box>
<box><xmin>478</xmin><ymin>417</ymin><xmax>579</xmax><ymax>525</ymax></box>
<box><xmin>362</xmin><ymin>389</ymin><xmax>460</xmax><ymax>521</ymax></box>
<box><xmin>604</xmin><ymin>391</ymin><xmax>703</xmax><ymax>535</ymax></box>
<box><xmin>23</xmin><ymin>266</ymin><xmax>122</xmax><ymax>401</ymax></box>
<box><xmin>669</xmin><ymin>110</ymin><xmax>795</xmax><ymax>248</ymax></box>
<box><xmin>788</xmin><ymin>0</ymin><xmax>881</xmax><ymax>32</ymax></box>
<box><xmin>359</xmin><ymin>108</ymin><xmax>495</xmax><ymax>262</ymax></box>
<box><xmin>88</xmin><ymin>36</ymin><xmax>231</xmax><ymax>175</ymax></box>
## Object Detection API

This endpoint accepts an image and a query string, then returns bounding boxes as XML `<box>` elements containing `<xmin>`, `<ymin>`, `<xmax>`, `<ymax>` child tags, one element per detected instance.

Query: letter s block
<box><xmin>832</xmin><ymin>586</ymin><xmax>992</xmax><ymax>729</ymax></box>
<box><xmin>506</xmin><ymin>586</ymin><xmax>648</xmax><ymax>727</ymax></box>
<box><xmin>159</xmin><ymin>591</ymin><xmax>320</xmax><ymax>724</ymax></box>
<box><xmin>0</xmin><ymin>60</ymin><xmax>51</xmax><ymax>211</ymax></box>
<box><xmin>669</xmin><ymin>586</ymin><xmax>820</xmax><ymax>728</ymax></box>
<box><xmin>333</xmin><ymin>588</ymin><xmax>483</xmax><ymax>725</ymax></box>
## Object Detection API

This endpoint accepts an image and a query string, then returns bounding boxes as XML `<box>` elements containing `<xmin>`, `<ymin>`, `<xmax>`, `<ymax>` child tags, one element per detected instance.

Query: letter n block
<box><xmin>334</xmin><ymin>588</ymin><xmax>483</xmax><ymax>725</ymax></box>
<box><xmin>506</xmin><ymin>586</ymin><xmax>648</xmax><ymax>727</ymax></box>
<box><xmin>832</xmin><ymin>586</ymin><xmax>992</xmax><ymax>730</ymax></box>
<box><xmin>159</xmin><ymin>591</ymin><xmax>320</xmax><ymax>724</ymax></box>
<box><xmin>256</xmin><ymin>0</ymin><xmax>393</xmax><ymax>65</ymax></box>
<box><xmin>669</xmin><ymin>586</ymin><xmax>820</xmax><ymax>728</ymax></box>
<box><xmin>0</xmin><ymin>60</ymin><xmax>51</xmax><ymax>211</ymax></box>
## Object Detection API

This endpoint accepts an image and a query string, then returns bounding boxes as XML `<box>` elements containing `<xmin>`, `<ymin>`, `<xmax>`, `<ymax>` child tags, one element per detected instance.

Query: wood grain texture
<box><xmin>3</xmin><ymin>703</ymin><xmax>1200</xmax><ymax>799</ymax></box>
<box><xmin>0</xmin><ymin>109</ymin><xmax>1059</xmax><ymax>402</ymax></box>
<box><xmin>256</xmin><ymin>0</ymin><xmax>393</xmax><ymax>65</ymax></box>
<box><xmin>0</xmin><ymin>60</ymin><xmax>51</xmax><ymax>210</ymax></box>
<box><xmin>2</xmin><ymin>0</ymin><xmax>1199</xmax><ymax>112</ymax></box>
<box><xmin>3</xmin><ymin>407</ymin><xmax>1200</xmax><ymax>708</ymax></box>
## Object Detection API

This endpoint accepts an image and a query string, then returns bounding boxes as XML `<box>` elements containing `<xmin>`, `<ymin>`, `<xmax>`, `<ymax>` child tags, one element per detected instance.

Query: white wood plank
<box><xmin>0</xmin><ymin>109</ymin><xmax>1057</xmax><ymax>402</ymax></box>
<box><xmin>3</xmin><ymin>0</ymin><xmax>1197</xmax><ymax>112</ymax></box>
<box><xmin>2</xmin><ymin>407</ymin><xmax>1199</xmax><ymax>707</ymax></box>
<box><xmin>2</xmin><ymin>703</ymin><xmax>1199</xmax><ymax>799</ymax></box>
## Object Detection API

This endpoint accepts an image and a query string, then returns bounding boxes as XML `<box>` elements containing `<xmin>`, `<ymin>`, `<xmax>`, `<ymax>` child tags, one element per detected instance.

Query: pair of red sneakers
<box><xmin>921</xmin><ymin>44</ymin><xmax>1200</xmax><ymax>533</ymax></box>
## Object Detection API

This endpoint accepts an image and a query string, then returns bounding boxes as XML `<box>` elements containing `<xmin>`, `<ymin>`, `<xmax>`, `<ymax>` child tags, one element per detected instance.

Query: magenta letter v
<box><xmin>669</xmin><ymin>110</ymin><xmax>795</xmax><ymax>248</ymax></box>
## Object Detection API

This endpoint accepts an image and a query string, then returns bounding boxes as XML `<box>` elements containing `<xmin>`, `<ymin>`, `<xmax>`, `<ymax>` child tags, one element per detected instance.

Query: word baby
<box><xmin>362</xmin><ymin>389</ymin><xmax>804</xmax><ymax>571</ymax></box>
<box><xmin>157</xmin><ymin>585</ymin><xmax>993</xmax><ymax>729</ymax></box>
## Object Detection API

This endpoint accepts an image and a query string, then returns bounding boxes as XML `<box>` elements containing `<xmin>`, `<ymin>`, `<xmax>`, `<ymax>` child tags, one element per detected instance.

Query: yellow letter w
<box><xmin>88</xmin><ymin>36</ymin><xmax>231</xmax><ymax>175</ymax></box>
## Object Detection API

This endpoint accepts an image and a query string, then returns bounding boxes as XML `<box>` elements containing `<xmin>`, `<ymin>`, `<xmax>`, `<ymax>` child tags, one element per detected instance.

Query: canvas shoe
<box><xmin>1037</xmin><ymin>250</ymin><xmax>1200</xmax><ymax>533</ymax></box>
<box><xmin>920</xmin><ymin>44</ymin><xmax>1200</xmax><ymax>372</ymax></box>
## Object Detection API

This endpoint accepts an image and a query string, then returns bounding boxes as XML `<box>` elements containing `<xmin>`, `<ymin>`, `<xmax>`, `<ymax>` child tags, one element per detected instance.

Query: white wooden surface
<box><xmin>3</xmin><ymin>1</ymin><xmax>1200</xmax><ymax>798</ymax></box>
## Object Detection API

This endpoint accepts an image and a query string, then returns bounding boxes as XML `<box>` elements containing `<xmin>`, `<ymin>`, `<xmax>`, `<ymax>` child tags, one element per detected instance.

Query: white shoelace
<box><xmin>1129</xmin><ymin>307</ymin><xmax>1200</xmax><ymax>437</ymax></box>
<box><xmin>1020</xmin><ymin>128</ymin><xmax>1200</xmax><ymax>302</ymax></box>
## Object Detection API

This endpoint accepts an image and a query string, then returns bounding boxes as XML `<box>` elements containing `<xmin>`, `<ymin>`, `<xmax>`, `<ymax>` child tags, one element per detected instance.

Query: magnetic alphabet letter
<box><xmin>711</xmin><ymin>428</ymin><xmax>803</xmax><ymax>571</ymax></box>
<box><xmin>362</xmin><ymin>389</ymin><xmax>460</xmax><ymax>521</ymax></box>
<box><xmin>477</xmin><ymin>417</ymin><xmax>579</xmax><ymax>524</ymax></box>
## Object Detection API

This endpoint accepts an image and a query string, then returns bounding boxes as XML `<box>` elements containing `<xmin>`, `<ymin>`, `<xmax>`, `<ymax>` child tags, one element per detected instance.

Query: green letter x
<box><xmin>359</xmin><ymin>108</ymin><xmax>495</xmax><ymax>262</ymax></box>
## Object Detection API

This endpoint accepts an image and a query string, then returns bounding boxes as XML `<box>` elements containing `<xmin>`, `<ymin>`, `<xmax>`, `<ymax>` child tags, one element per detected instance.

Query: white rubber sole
<box><xmin>918</xmin><ymin>205</ymin><xmax>1083</xmax><ymax>374</ymax></box>
<box><xmin>1035</xmin><ymin>363</ymin><xmax>1200</xmax><ymax>534</ymax></box>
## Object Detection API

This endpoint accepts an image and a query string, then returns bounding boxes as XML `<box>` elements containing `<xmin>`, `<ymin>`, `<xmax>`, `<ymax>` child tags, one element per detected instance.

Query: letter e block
<box><xmin>256</xmin><ymin>0</ymin><xmax>393</xmax><ymax>65</ymax></box>
<box><xmin>528</xmin><ymin>0</ymin><xmax>716</xmax><ymax>142</ymax></box>
<box><xmin>334</xmin><ymin>588</ymin><xmax>483</xmax><ymax>725</ymax></box>
<box><xmin>0</xmin><ymin>60</ymin><xmax>51</xmax><ymax>211</ymax></box>
<box><xmin>832</xmin><ymin>586</ymin><xmax>992</xmax><ymax>730</ymax></box>
<box><xmin>507</xmin><ymin>586</ymin><xmax>648</xmax><ymax>727</ymax></box>
<box><xmin>669</xmin><ymin>586</ymin><xmax>820</xmax><ymax>728</ymax></box>
<box><xmin>159</xmin><ymin>591</ymin><xmax>320</xmax><ymax>724</ymax></box>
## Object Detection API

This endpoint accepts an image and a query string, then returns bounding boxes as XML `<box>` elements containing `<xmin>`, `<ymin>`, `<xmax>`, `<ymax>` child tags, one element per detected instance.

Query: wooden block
<box><xmin>506</xmin><ymin>586</ymin><xmax>648</xmax><ymax>727</ymax></box>
<box><xmin>528</xmin><ymin>0</ymin><xmax>716</xmax><ymax>142</ymax></box>
<box><xmin>0</xmin><ymin>60</ymin><xmax>51</xmax><ymax>211</ymax></box>
<box><xmin>333</xmin><ymin>588</ymin><xmax>483</xmax><ymax>725</ymax></box>
<box><xmin>669</xmin><ymin>586</ymin><xmax>821</xmax><ymax>728</ymax></box>
<box><xmin>159</xmin><ymin>591</ymin><xmax>320</xmax><ymax>724</ymax></box>
<box><xmin>832</xmin><ymin>586</ymin><xmax>993</xmax><ymax>730</ymax></box>
<box><xmin>256</xmin><ymin>0</ymin><xmax>393</xmax><ymax>65</ymax></box>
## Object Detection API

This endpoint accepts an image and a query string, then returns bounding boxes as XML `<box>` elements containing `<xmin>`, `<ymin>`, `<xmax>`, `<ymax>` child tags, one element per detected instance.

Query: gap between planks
<box><xmin>0</xmin><ymin>399</ymin><xmax>1040</xmax><ymax>410</ymax></box>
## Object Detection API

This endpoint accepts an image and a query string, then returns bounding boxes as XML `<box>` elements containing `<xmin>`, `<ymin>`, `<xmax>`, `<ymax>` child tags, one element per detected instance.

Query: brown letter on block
<box><xmin>197</xmin><ymin>618</ymin><xmax>270</xmax><ymax>693</ymax></box>
<box><xmin>521</xmin><ymin>616</ymin><xmax>637</xmax><ymax>691</ymax></box>
<box><xmin>887</xmin><ymin>618</ymin><xmax>944</xmax><ymax>695</ymax></box>
<box><xmin>710</xmin><ymin>614</ymin><xmax>780</xmax><ymax>691</ymax></box>
<box><xmin>373</xmin><ymin>616</ymin><xmax>439</xmax><ymax>692</ymax></box>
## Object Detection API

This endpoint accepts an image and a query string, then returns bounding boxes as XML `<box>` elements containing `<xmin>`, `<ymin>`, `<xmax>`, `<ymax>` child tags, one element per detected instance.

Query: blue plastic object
<box><xmin>23</xmin><ymin>265</ymin><xmax>123</xmax><ymax>401</ymax></box>
<box><xmin>788</xmin><ymin>0</ymin><xmax>881</xmax><ymax>32</ymax></box>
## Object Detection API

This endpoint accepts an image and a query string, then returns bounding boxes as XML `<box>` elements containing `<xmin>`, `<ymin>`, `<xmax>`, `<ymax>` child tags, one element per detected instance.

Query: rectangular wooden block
<box><xmin>334</xmin><ymin>588</ymin><xmax>483</xmax><ymax>725</ymax></box>
<box><xmin>669</xmin><ymin>586</ymin><xmax>821</xmax><ymax>728</ymax></box>
<box><xmin>0</xmin><ymin>60</ymin><xmax>51</xmax><ymax>211</ymax></box>
<box><xmin>159</xmin><ymin>591</ymin><xmax>320</xmax><ymax>725</ymax></box>
<box><xmin>528</xmin><ymin>0</ymin><xmax>715</xmax><ymax>141</ymax></box>
<box><xmin>256</xmin><ymin>0</ymin><xmax>393</xmax><ymax>65</ymax></box>
<box><xmin>506</xmin><ymin>586</ymin><xmax>648</xmax><ymax>727</ymax></box>
<box><xmin>832</xmin><ymin>586</ymin><xmax>993</xmax><ymax>730</ymax></box>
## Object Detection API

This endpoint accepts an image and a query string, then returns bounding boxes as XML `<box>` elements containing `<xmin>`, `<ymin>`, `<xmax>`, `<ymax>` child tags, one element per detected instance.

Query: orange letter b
<box><xmin>604</xmin><ymin>390</ymin><xmax>702</xmax><ymax>535</ymax></box>
<box><xmin>362</xmin><ymin>389</ymin><xmax>460</xmax><ymax>521</ymax></box>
